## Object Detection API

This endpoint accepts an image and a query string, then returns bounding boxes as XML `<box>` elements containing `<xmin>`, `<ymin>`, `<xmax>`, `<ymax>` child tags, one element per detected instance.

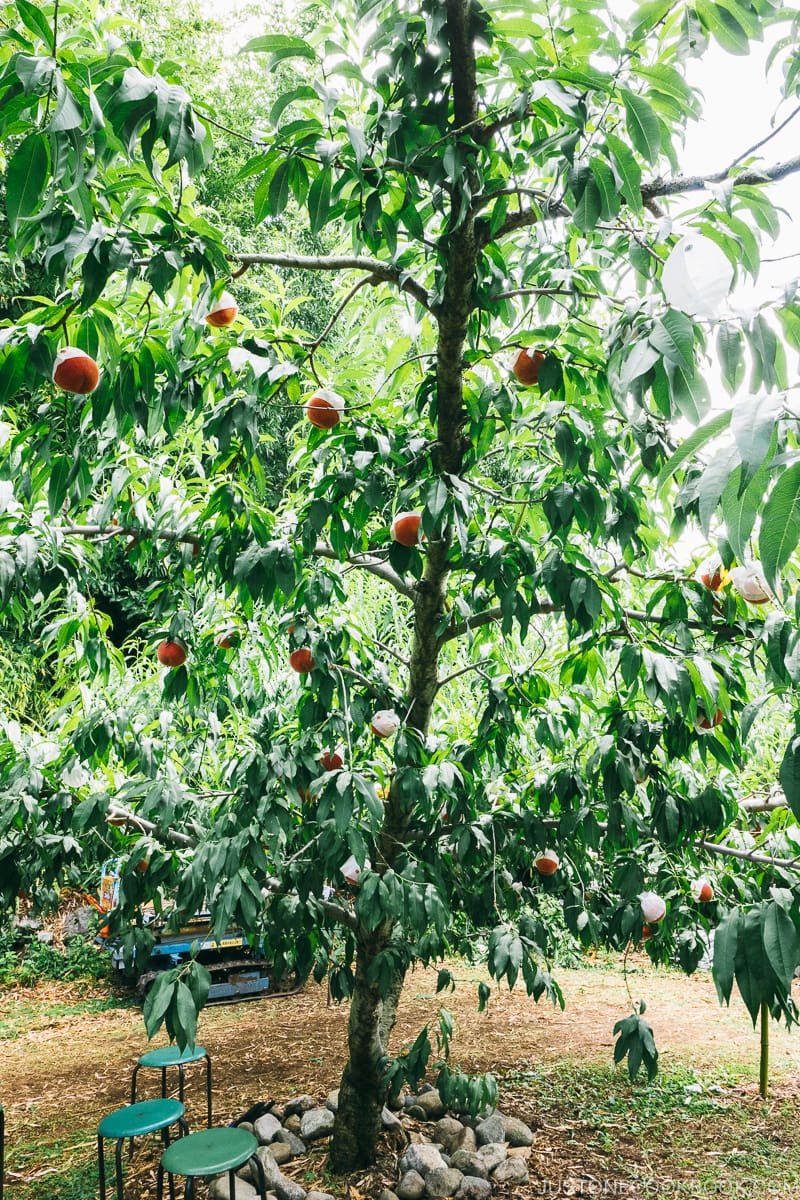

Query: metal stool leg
<box><xmin>97</xmin><ymin>1134</ymin><xmax>107</xmax><ymax>1200</ymax></box>
<box><xmin>130</xmin><ymin>1064</ymin><xmax>140</xmax><ymax>1106</ymax></box>
<box><xmin>251</xmin><ymin>1152</ymin><xmax>268</xmax><ymax>1200</ymax></box>
<box><xmin>228</xmin><ymin>1169</ymin><xmax>237</xmax><ymax>1199</ymax></box>
<box><xmin>113</xmin><ymin>1137</ymin><xmax>125</xmax><ymax>1200</ymax></box>
<box><xmin>178</xmin><ymin>1064</ymin><xmax>185</xmax><ymax>1106</ymax></box>
<box><xmin>161</xmin><ymin>1067</ymin><xmax>167</xmax><ymax>1099</ymax></box>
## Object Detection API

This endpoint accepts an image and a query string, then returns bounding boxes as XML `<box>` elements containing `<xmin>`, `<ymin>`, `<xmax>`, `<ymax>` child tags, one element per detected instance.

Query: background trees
<box><xmin>3</xmin><ymin>0</ymin><xmax>800</xmax><ymax>1172</ymax></box>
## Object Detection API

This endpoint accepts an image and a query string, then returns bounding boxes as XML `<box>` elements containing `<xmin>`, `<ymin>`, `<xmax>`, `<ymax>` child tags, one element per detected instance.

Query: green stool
<box><xmin>157</xmin><ymin>1127</ymin><xmax>267</xmax><ymax>1200</ymax></box>
<box><xmin>98</xmin><ymin>1098</ymin><xmax>187</xmax><ymax>1200</ymax></box>
<box><xmin>131</xmin><ymin>1045</ymin><xmax>212</xmax><ymax>1128</ymax></box>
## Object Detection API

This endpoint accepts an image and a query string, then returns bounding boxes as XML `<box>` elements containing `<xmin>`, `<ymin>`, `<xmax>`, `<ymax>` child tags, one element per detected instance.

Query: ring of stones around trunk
<box><xmin>254</xmin><ymin>1112</ymin><xmax>282</xmax><ymax>1144</ymax></box>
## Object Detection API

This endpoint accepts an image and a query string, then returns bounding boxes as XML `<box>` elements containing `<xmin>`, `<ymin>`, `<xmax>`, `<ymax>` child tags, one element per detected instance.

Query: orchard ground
<box><xmin>2</xmin><ymin>960</ymin><xmax>800</xmax><ymax>1200</ymax></box>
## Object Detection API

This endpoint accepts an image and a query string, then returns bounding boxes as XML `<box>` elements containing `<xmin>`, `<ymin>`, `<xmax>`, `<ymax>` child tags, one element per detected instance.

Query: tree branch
<box><xmin>106</xmin><ymin>806</ymin><xmax>198</xmax><ymax>847</ymax></box>
<box><xmin>698</xmin><ymin>839</ymin><xmax>799</xmax><ymax>870</ymax></box>
<box><xmin>64</xmin><ymin>523</ymin><xmax>200</xmax><ymax>551</ymax></box>
<box><xmin>313</xmin><ymin>542</ymin><xmax>415</xmax><ymax>599</ymax></box>
<box><xmin>641</xmin><ymin>154</ymin><xmax>800</xmax><ymax>201</ymax></box>
<box><xmin>232</xmin><ymin>252</ymin><xmax>433</xmax><ymax>313</ymax></box>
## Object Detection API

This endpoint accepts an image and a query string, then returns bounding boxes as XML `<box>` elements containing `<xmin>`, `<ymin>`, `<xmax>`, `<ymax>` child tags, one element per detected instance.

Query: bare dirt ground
<box><xmin>2</xmin><ymin>960</ymin><xmax>799</xmax><ymax>1198</ymax></box>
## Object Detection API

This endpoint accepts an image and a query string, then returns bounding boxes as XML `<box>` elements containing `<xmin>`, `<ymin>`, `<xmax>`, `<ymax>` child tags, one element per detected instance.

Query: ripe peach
<box><xmin>534</xmin><ymin>850</ymin><xmax>559</xmax><ymax>876</ymax></box>
<box><xmin>512</xmin><ymin>347</ymin><xmax>546</xmax><ymax>386</ymax></box>
<box><xmin>695</xmin><ymin>556</ymin><xmax>728</xmax><ymax>592</ymax></box>
<box><xmin>692</xmin><ymin>878</ymin><xmax>714</xmax><ymax>903</ymax></box>
<box><xmin>695</xmin><ymin>708</ymin><xmax>723</xmax><ymax>732</ymax></box>
<box><xmin>306</xmin><ymin>388</ymin><xmax>345</xmax><ymax>430</ymax></box>
<box><xmin>52</xmin><ymin>347</ymin><xmax>100</xmax><ymax>394</ymax></box>
<box><xmin>729</xmin><ymin>564</ymin><xmax>771</xmax><ymax>605</ymax></box>
<box><xmin>391</xmin><ymin>511</ymin><xmax>422</xmax><ymax>547</ymax></box>
<box><xmin>640</xmin><ymin>891</ymin><xmax>666</xmax><ymax>923</ymax></box>
<box><xmin>204</xmin><ymin>290</ymin><xmax>238</xmax><ymax>327</ymax></box>
<box><xmin>157</xmin><ymin>638</ymin><xmax>188</xmax><ymax>667</ymax></box>
<box><xmin>371</xmin><ymin>709</ymin><xmax>400</xmax><ymax>738</ymax></box>
<box><xmin>320</xmin><ymin>748</ymin><xmax>344</xmax><ymax>771</ymax></box>
<box><xmin>289</xmin><ymin>647</ymin><xmax>315</xmax><ymax>674</ymax></box>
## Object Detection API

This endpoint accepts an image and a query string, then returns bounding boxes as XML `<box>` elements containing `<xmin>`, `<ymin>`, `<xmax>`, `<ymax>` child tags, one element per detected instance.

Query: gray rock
<box><xmin>403</xmin><ymin>1094</ymin><xmax>418</xmax><ymax>1109</ymax></box>
<box><xmin>283</xmin><ymin>1115</ymin><xmax>302</xmax><ymax>1135</ymax></box>
<box><xmin>491</xmin><ymin>1157</ymin><xmax>529</xmax><ymax>1185</ymax></box>
<box><xmin>210</xmin><ymin>1176</ymin><xmax>258</xmax><ymax>1200</ymax></box>
<box><xmin>245</xmin><ymin>1148</ymin><xmax>306</xmax><ymax>1200</ymax></box>
<box><xmin>397</xmin><ymin>1170</ymin><xmax>426</xmax><ymax>1200</ymax></box>
<box><xmin>378</xmin><ymin>1192</ymin><xmax>399</xmax><ymax>1200</ymax></box>
<box><xmin>274</xmin><ymin>1130</ymin><xmax>307</xmax><ymax>1156</ymax></box>
<box><xmin>454</xmin><ymin>1179</ymin><xmax>491</xmax><ymax>1200</ymax></box>
<box><xmin>453</xmin><ymin>1127</ymin><xmax>477</xmax><ymax>1154</ymax></box>
<box><xmin>37</xmin><ymin>930</ymin><xmax>54</xmax><ymax>944</ymax></box>
<box><xmin>433</xmin><ymin>1118</ymin><xmax>464</xmax><ymax>1155</ymax></box>
<box><xmin>412</xmin><ymin>1090</ymin><xmax>445</xmax><ymax>1121</ymax></box>
<box><xmin>424</xmin><ymin>1167</ymin><xmax>463</xmax><ymax>1197</ymax></box>
<box><xmin>305</xmin><ymin>1193</ymin><xmax>335</xmax><ymax>1200</ymax></box>
<box><xmin>400</xmin><ymin>1143</ymin><xmax>447</xmax><ymax>1176</ymax></box>
<box><xmin>407</xmin><ymin>1106</ymin><xmax>427</xmax><ymax>1120</ymax></box>
<box><xmin>474</xmin><ymin>1114</ymin><xmax>505</xmax><ymax>1147</ymax></box>
<box><xmin>238</xmin><ymin>1121</ymin><xmax>255</xmax><ymax>1135</ymax></box>
<box><xmin>507</xmin><ymin>1147</ymin><xmax>530</xmax><ymax>1160</ymax></box>
<box><xmin>477</xmin><ymin>1143</ymin><xmax>506</xmax><ymax>1173</ymax></box>
<box><xmin>501</xmin><ymin>1115</ymin><xmax>533</xmax><ymax>1147</ymax></box>
<box><xmin>300</xmin><ymin>1107</ymin><xmax>335</xmax><ymax>1142</ymax></box>
<box><xmin>269</xmin><ymin>1142</ymin><xmax>293</xmax><ymax>1166</ymax></box>
<box><xmin>63</xmin><ymin>906</ymin><xmax>94</xmax><ymax>940</ymax></box>
<box><xmin>284</xmin><ymin>1095</ymin><xmax>316</xmax><ymax>1116</ymax></box>
<box><xmin>449</xmin><ymin>1151</ymin><xmax>487</xmax><ymax>1179</ymax></box>
<box><xmin>254</xmin><ymin>1113</ymin><xmax>283</xmax><ymax>1144</ymax></box>
<box><xmin>325</xmin><ymin>1089</ymin><xmax>339</xmax><ymax>1113</ymax></box>
<box><xmin>382</xmin><ymin>1106</ymin><xmax>404</xmax><ymax>1130</ymax></box>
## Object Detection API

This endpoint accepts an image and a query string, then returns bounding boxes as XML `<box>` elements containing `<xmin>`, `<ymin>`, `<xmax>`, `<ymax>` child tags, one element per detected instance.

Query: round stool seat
<box><xmin>138</xmin><ymin>1045</ymin><xmax>208</xmax><ymax>1069</ymax></box>
<box><xmin>161</xmin><ymin>1127</ymin><xmax>257</xmax><ymax>1176</ymax></box>
<box><xmin>99</xmin><ymin>1099</ymin><xmax>186</xmax><ymax>1141</ymax></box>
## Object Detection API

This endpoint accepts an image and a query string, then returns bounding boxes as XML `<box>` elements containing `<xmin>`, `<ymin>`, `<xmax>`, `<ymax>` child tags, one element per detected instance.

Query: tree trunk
<box><xmin>330</xmin><ymin>0</ymin><xmax>481</xmax><ymax>1172</ymax></box>
<box><xmin>329</xmin><ymin>931</ymin><xmax>390</xmax><ymax>1171</ymax></box>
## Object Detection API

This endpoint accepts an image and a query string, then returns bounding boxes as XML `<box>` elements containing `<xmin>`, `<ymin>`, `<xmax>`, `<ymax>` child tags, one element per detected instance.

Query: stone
<box><xmin>454</xmin><ymin>1179</ymin><xmax>491</xmax><ymax>1200</ymax></box>
<box><xmin>269</xmin><ymin>1142</ymin><xmax>293</xmax><ymax>1166</ymax></box>
<box><xmin>238</xmin><ymin>1121</ymin><xmax>255</xmax><ymax>1135</ymax></box>
<box><xmin>306</xmin><ymin>1193</ymin><xmax>334</xmax><ymax>1200</ymax></box>
<box><xmin>382</xmin><ymin>1106</ymin><xmax>404</xmax><ymax>1131</ymax></box>
<box><xmin>378</xmin><ymin>1192</ymin><xmax>399</xmax><ymax>1200</ymax></box>
<box><xmin>507</xmin><ymin>1146</ymin><xmax>531</xmax><ymax>1160</ymax></box>
<box><xmin>407</xmin><ymin>1106</ymin><xmax>427</xmax><ymax>1120</ymax></box>
<box><xmin>284</xmin><ymin>1095</ymin><xmax>316</xmax><ymax>1116</ymax></box>
<box><xmin>474</xmin><ymin>1114</ymin><xmax>505</xmax><ymax>1147</ymax></box>
<box><xmin>37</xmin><ymin>930</ymin><xmax>54</xmax><ymax>944</ymax></box>
<box><xmin>245</xmin><ymin>1148</ymin><xmax>307</xmax><ymax>1200</ymax></box>
<box><xmin>424</xmin><ymin>1167</ymin><xmax>463</xmax><ymax>1197</ymax></box>
<box><xmin>274</xmin><ymin>1130</ymin><xmax>307</xmax><ymax>1156</ymax></box>
<box><xmin>325</xmin><ymin>1089</ymin><xmax>339</xmax><ymax>1112</ymax></box>
<box><xmin>254</xmin><ymin>1113</ymin><xmax>283</xmax><ymax>1144</ymax></box>
<box><xmin>397</xmin><ymin>1170</ymin><xmax>426</xmax><ymax>1200</ymax></box>
<box><xmin>433</xmin><ymin>1118</ymin><xmax>464</xmax><ymax>1155</ymax></box>
<box><xmin>449</xmin><ymin>1151</ymin><xmax>487</xmax><ymax>1179</ymax></box>
<box><xmin>476</xmin><ymin>1143</ymin><xmax>506</xmax><ymax>1173</ymax></box>
<box><xmin>491</xmin><ymin>1157</ymin><xmax>530</xmax><ymax>1185</ymax></box>
<box><xmin>501</xmin><ymin>1116</ymin><xmax>533</xmax><ymax>1147</ymax></box>
<box><xmin>283</xmin><ymin>1115</ymin><xmax>302</xmax><ymax>1135</ymax></box>
<box><xmin>300</xmin><ymin>1107</ymin><xmax>335</xmax><ymax>1141</ymax></box>
<box><xmin>412</xmin><ymin>1090</ymin><xmax>445</xmax><ymax>1121</ymax></box>
<box><xmin>210</xmin><ymin>1176</ymin><xmax>258</xmax><ymax>1200</ymax></box>
<box><xmin>453</xmin><ymin>1127</ymin><xmax>477</xmax><ymax>1154</ymax></box>
<box><xmin>62</xmin><ymin>906</ymin><xmax>94</xmax><ymax>940</ymax></box>
<box><xmin>400</xmin><ymin>1143</ymin><xmax>447</xmax><ymax>1176</ymax></box>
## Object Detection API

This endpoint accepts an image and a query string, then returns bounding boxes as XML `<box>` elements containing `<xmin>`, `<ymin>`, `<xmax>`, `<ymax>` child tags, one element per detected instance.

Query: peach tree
<box><xmin>3</xmin><ymin>0</ymin><xmax>800</xmax><ymax>1169</ymax></box>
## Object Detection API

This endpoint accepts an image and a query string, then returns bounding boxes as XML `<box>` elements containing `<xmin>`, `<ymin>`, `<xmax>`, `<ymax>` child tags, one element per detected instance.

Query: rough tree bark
<box><xmin>330</xmin><ymin>0</ymin><xmax>481</xmax><ymax>1171</ymax></box>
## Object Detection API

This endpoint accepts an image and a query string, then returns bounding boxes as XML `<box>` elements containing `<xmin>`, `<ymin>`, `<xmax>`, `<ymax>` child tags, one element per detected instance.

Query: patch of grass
<box><xmin>6</xmin><ymin>1130</ymin><xmax>98</xmax><ymax>1200</ymax></box>
<box><xmin>0</xmin><ymin>992</ymin><xmax>136</xmax><ymax>1041</ymax></box>
<box><xmin>506</xmin><ymin>1059</ymin><xmax>800</xmax><ymax>1195</ymax></box>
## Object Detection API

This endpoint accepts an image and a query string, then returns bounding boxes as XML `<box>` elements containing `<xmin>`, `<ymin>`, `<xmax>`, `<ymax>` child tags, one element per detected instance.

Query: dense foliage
<box><xmin>3</xmin><ymin>0</ymin><xmax>800</xmax><ymax>1167</ymax></box>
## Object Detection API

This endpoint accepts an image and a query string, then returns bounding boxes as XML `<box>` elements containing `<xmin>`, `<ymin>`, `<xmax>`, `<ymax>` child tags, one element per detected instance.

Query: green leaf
<box><xmin>6</xmin><ymin>132</ymin><xmax>49</xmax><ymax>233</ymax></box>
<box><xmin>621</xmin><ymin>90</ymin><xmax>661</xmax><ymax>162</ymax></box>
<box><xmin>779</xmin><ymin>734</ymin><xmax>800</xmax><ymax>822</ymax></box>
<box><xmin>16</xmin><ymin>0</ymin><xmax>54</xmax><ymax>46</ymax></box>
<box><xmin>142</xmin><ymin>971</ymin><xmax>176</xmax><ymax>1038</ymax></box>
<box><xmin>717</xmin><ymin>323</ymin><xmax>744</xmax><ymax>394</ymax></box>
<box><xmin>589</xmin><ymin>158</ymin><xmax>620</xmax><ymax>220</ymax></box>
<box><xmin>762</xmin><ymin>902</ymin><xmax>800</xmax><ymax>993</ymax></box>
<box><xmin>605</xmin><ymin>134</ymin><xmax>642</xmax><ymax>209</ymax></box>
<box><xmin>650</xmin><ymin>310</ymin><xmax>694</xmax><ymax>374</ymax></box>
<box><xmin>307</xmin><ymin>168</ymin><xmax>332</xmax><ymax>235</ymax></box>
<box><xmin>656</xmin><ymin>410</ymin><xmax>731</xmax><ymax>495</ymax></box>
<box><xmin>573</xmin><ymin>175</ymin><xmax>602</xmax><ymax>232</ymax></box>
<box><xmin>712</xmin><ymin>910</ymin><xmax>739</xmax><ymax>1005</ymax></box>
<box><xmin>268</xmin><ymin>159</ymin><xmax>291</xmax><ymax>217</ymax></box>
<box><xmin>730</xmin><ymin>391</ymin><xmax>782</xmax><ymax>477</ymax></box>
<box><xmin>240</xmin><ymin>34</ymin><xmax>317</xmax><ymax>61</ymax></box>
<box><xmin>696</xmin><ymin>0</ymin><xmax>750</xmax><ymax>54</ymax></box>
<box><xmin>758</xmin><ymin>462</ymin><xmax>800</xmax><ymax>592</ymax></box>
